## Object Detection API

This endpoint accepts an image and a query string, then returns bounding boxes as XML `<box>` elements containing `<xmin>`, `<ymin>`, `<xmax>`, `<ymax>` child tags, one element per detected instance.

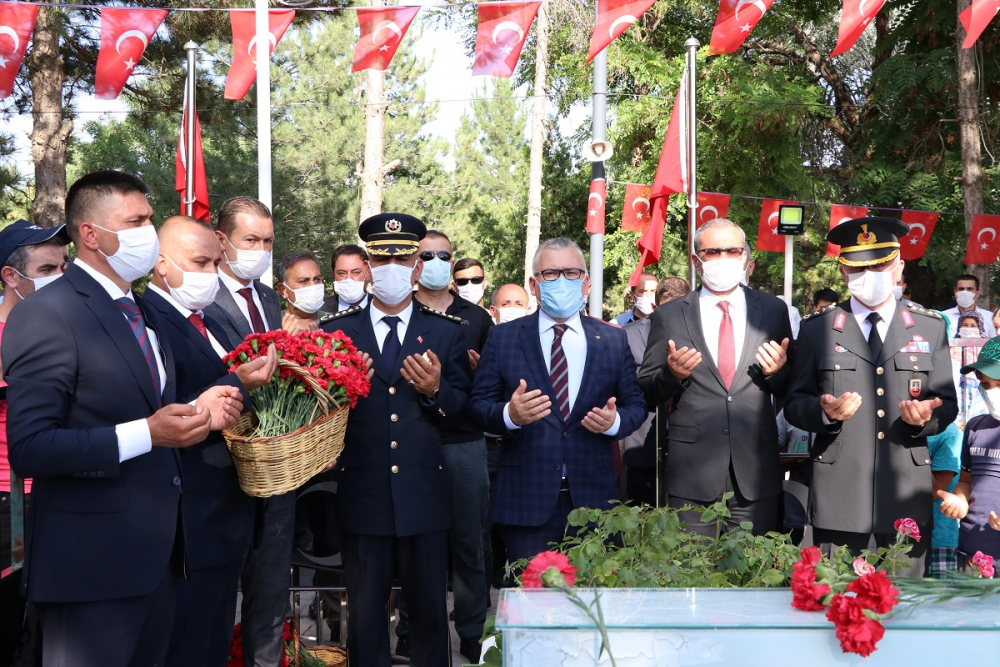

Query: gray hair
<box><xmin>692</xmin><ymin>218</ymin><xmax>746</xmax><ymax>252</ymax></box>
<box><xmin>532</xmin><ymin>237</ymin><xmax>587</xmax><ymax>274</ymax></box>
<box><xmin>276</xmin><ymin>250</ymin><xmax>318</xmax><ymax>284</ymax></box>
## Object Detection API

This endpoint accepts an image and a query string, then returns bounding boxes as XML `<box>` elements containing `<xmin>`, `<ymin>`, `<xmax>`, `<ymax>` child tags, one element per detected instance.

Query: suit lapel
<box><xmin>203</xmin><ymin>313</ymin><xmax>236</xmax><ymax>352</ymax></box>
<box><xmin>255</xmin><ymin>280</ymin><xmax>282</xmax><ymax>332</ymax></box>
<box><xmin>519</xmin><ymin>312</ymin><xmax>564</xmax><ymax>424</ymax></box>
<box><xmin>836</xmin><ymin>301</ymin><xmax>874</xmax><ymax>364</ymax></box>
<box><xmin>214</xmin><ymin>282</ymin><xmax>253</xmax><ymax>340</ymax></box>
<box><xmin>879</xmin><ymin>305</ymin><xmax>910</xmax><ymax>365</ymax></box>
<box><xmin>391</xmin><ymin>306</ymin><xmax>432</xmax><ymax>386</ymax></box>
<box><xmin>683</xmin><ymin>291</ymin><xmax>726</xmax><ymax>390</ymax></box>
<box><xmin>145</xmin><ymin>290</ymin><xmax>227</xmax><ymax>368</ymax></box>
<box><xmin>568</xmin><ymin>317</ymin><xmax>604</xmax><ymax>424</ymax></box>
<box><xmin>349</xmin><ymin>306</ymin><xmax>388</xmax><ymax>384</ymax></box>
<box><xmin>734</xmin><ymin>287</ymin><xmax>762</xmax><ymax>379</ymax></box>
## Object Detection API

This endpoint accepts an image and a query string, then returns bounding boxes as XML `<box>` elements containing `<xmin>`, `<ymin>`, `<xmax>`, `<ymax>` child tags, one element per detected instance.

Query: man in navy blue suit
<box><xmin>2</xmin><ymin>171</ymin><xmax>243</xmax><ymax>667</ymax></box>
<box><xmin>143</xmin><ymin>216</ymin><xmax>279</xmax><ymax>667</ymax></box>
<box><xmin>467</xmin><ymin>237</ymin><xmax>647</xmax><ymax>565</ymax></box>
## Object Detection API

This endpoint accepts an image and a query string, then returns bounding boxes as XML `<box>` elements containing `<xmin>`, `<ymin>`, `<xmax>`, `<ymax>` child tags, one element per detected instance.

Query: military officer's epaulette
<box><xmin>418</xmin><ymin>304</ymin><xmax>463</xmax><ymax>324</ymax></box>
<box><xmin>905</xmin><ymin>302</ymin><xmax>942</xmax><ymax>320</ymax></box>
<box><xmin>318</xmin><ymin>305</ymin><xmax>362</xmax><ymax>325</ymax></box>
<box><xmin>801</xmin><ymin>303</ymin><xmax>837</xmax><ymax>322</ymax></box>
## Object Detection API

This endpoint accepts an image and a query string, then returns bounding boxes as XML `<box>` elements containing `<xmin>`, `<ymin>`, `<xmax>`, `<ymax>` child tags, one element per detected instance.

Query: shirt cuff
<box><xmin>602</xmin><ymin>412</ymin><xmax>621</xmax><ymax>437</ymax></box>
<box><xmin>503</xmin><ymin>403</ymin><xmax>522</xmax><ymax>431</ymax></box>
<box><xmin>117</xmin><ymin>418</ymin><xmax>153</xmax><ymax>462</ymax></box>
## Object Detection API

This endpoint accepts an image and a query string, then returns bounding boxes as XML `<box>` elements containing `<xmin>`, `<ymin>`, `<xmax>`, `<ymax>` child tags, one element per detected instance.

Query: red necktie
<box><xmin>188</xmin><ymin>313</ymin><xmax>210</xmax><ymax>341</ymax></box>
<box><xmin>549</xmin><ymin>324</ymin><xmax>570</xmax><ymax>420</ymax></box>
<box><xmin>237</xmin><ymin>287</ymin><xmax>267</xmax><ymax>334</ymax></box>
<box><xmin>718</xmin><ymin>301</ymin><xmax>735</xmax><ymax>390</ymax></box>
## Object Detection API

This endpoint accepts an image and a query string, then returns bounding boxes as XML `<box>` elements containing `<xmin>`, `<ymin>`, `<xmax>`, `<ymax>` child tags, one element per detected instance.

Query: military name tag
<box><xmin>901</xmin><ymin>311</ymin><xmax>915</xmax><ymax>328</ymax></box>
<box><xmin>901</xmin><ymin>339</ymin><xmax>931</xmax><ymax>354</ymax></box>
<box><xmin>909</xmin><ymin>378</ymin><xmax>922</xmax><ymax>397</ymax></box>
<box><xmin>833</xmin><ymin>313</ymin><xmax>846</xmax><ymax>332</ymax></box>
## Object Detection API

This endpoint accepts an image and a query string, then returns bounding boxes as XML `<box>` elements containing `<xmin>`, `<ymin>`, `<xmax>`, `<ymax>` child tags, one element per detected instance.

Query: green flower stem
<box><xmin>557</xmin><ymin>584</ymin><xmax>617</xmax><ymax>667</ymax></box>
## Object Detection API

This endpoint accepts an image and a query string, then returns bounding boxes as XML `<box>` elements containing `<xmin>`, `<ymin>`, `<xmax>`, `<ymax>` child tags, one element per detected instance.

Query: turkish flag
<box><xmin>756</xmin><ymin>199</ymin><xmax>797</xmax><ymax>252</ymax></box>
<box><xmin>965</xmin><ymin>215</ymin><xmax>1000</xmax><ymax>264</ymax></box>
<box><xmin>0</xmin><ymin>2</ymin><xmax>38</xmax><ymax>99</ymax></box>
<box><xmin>826</xmin><ymin>205</ymin><xmax>869</xmax><ymax>257</ymax></box>
<box><xmin>586</xmin><ymin>178</ymin><xmax>607</xmax><ymax>234</ymax></box>
<box><xmin>708</xmin><ymin>0</ymin><xmax>775</xmax><ymax>56</ymax></box>
<box><xmin>830</xmin><ymin>0</ymin><xmax>886</xmax><ymax>57</ymax></box>
<box><xmin>899</xmin><ymin>210</ymin><xmax>938</xmax><ymax>260</ymax></box>
<box><xmin>586</xmin><ymin>0</ymin><xmax>657</xmax><ymax>63</ymax></box>
<box><xmin>959</xmin><ymin>0</ymin><xmax>1000</xmax><ymax>49</ymax></box>
<box><xmin>175</xmin><ymin>88</ymin><xmax>210</xmax><ymax>222</ymax></box>
<box><xmin>473</xmin><ymin>2</ymin><xmax>539</xmax><ymax>78</ymax></box>
<box><xmin>224</xmin><ymin>9</ymin><xmax>295</xmax><ymax>100</ymax></box>
<box><xmin>621</xmin><ymin>184</ymin><xmax>652</xmax><ymax>233</ymax></box>
<box><xmin>94</xmin><ymin>8</ymin><xmax>167</xmax><ymax>100</ymax></box>
<box><xmin>696</xmin><ymin>192</ymin><xmax>731</xmax><ymax>229</ymax></box>
<box><xmin>631</xmin><ymin>70</ymin><xmax>688</xmax><ymax>285</ymax></box>
<box><xmin>353</xmin><ymin>6</ymin><xmax>420</xmax><ymax>73</ymax></box>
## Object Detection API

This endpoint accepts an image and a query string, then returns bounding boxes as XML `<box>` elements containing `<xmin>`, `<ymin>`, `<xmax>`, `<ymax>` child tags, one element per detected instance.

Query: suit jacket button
<box><xmin>877</xmin><ymin>432</ymin><xmax>885</xmax><ymax>440</ymax></box>
<box><xmin>877</xmin><ymin>388</ymin><xmax>885</xmax><ymax>396</ymax></box>
<box><xmin>727</xmin><ymin>396</ymin><xmax>733</xmax><ymax>403</ymax></box>
<box><xmin>391</xmin><ymin>465</ymin><xmax>399</xmax><ymax>474</ymax></box>
<box><xmin>876</xmin><ymin>367</ymin><xmax>884</xmax><ymax>375</ymax></box>
<box><xmin>391</xmin><ymin>414</ymin><xmax>398</xmax><ymax>422</ymax></box>
<box><xmin>439</xmin><ymin>465</ymin><xmax>444</xmax><ymax>470</ymax></box>
<box><xmin>438</xmin><ymin>408</ymin><xmax>446</xmax><ymax>416</ymax></box>
<box><xmin>722</xmin><ymin>428</ymin><xmax>729</xmax><ymax>435</ymax></box>
<box><xmin>877</xmin><ymin>409</ymin><xmax>885</xmax><ymax>418</ymax></box>
<box><xmin>389</xmin><ymin>387</ymin><xmax>396</xmax><ymax>395</ymax></box>
<box><xmin>913</xmin><ymin>366</ymin><xmax>919</xmax><ymax>371</ymax></box>
<box><xmin>924</xmin><ymin>459</ymin><xmax>930</xmax><ymax>464</ymax></box>
<box><xmin>172</xmin><ymin>476</ymin><xmax>182</xmax><ymax>486</ymax></box>
<box><xmin>834</xmin><ymin>364</ymin><xmax>841</xmax><ymax>370</ymax></box>
<box><xmin>391</xmin><ymin>441</ymin><xmax>398</xmax><ymax>449</ymax></box>
<box><xmin>97</xmin><ymin>471</ymin><xmax>104</xmax><ymax>478</ymax></box>
<box><xmin>817</xmin><ymin>455</ymin><xmax>823</xmax><ymax>460</ymax></box>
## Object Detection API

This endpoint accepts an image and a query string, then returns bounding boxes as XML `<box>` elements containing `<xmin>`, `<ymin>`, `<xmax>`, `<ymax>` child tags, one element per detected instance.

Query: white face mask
<box><xmin>224</xmin><ymin>235</ymin><xmax>272</xmax><ymax>281</ymax></box>
<box><xmin>699</xmin><ymin>257</ymin><xmax>745</xmax><ymax>293</ymax></box>
<box><xmin>94</xmin><ymin>224</ymin><xmax>160</xmax><ymax>283</ymax></box>
<box><xmin>635</xmin><ymin>294</ymin><xmax>655</xmax><ymax>315</ymax></box>
<box><xmin>334</xmin><ymin>278</ymin><xmax>367</xmax><ymax>305</ymax></box>
<box><xmin>457</xmin><ymin>282</ymin><xmax>486</xmax><ymax>305</ymax></box>
<box><xmin>369</xmin><ymin>262</ymin><xmax>415</xmax><ymax>306</ymax></box>
<box><xmin>495</xmin><ymin>306</ymin><xmax>527</xmax><ymax>324</ymax></box>
<box><xmin>979</xmin><ymin>385</ymin><xmax>1000</xmax><ymax>420</ymax></box>
<box><xmin>163</xmin><ymin>256</ymin><xmax>221</xmax><ymax>312</ymax></box>
<box><xmin>845</xmin><ymin>267</ymin><xmax>896</xmax><ymax>307</ymax></box>
<box><xmin>956</xmin><ymin>291</ymin><xmax>977</xmax><ymax>309</ymax></box>
<box><xmin>960</xmin><ymin>327</ymin><xmax>981</xmax><ymax>339</ymax></box>
<box><xmin>893</xmin><ymin>286</ymin><xmax>904</xmax><ymax>301</ymax></box>
<box><xmin>12</xmin><ymin>268</ymin><xmax>61</xmax><ymax>300</ymax></box>
<box><xmin>285</xmin><ymin>283</ymin><xmax>325</xmax><ymax>315</ymax></box>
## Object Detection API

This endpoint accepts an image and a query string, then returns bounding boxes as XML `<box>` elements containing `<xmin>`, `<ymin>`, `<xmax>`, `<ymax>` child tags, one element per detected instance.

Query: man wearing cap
<box><xmin>786</xmin><ymin>217</ymin><xmax>957</xmax><ymax>575</ymax></box>
<box><xmin>320</xmin><ymin>213</ymin><xmax>472</xmax><ymax>667</ymax></box>
<box><xmin>0</xmin><ymin>220</ymin><xmax>71</xmax><ymax>572</ymax></box>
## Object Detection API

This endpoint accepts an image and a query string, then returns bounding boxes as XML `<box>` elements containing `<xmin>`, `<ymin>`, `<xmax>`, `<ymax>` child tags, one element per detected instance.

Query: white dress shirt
<box><xmin>219</xmin><ymin>270</ymin><xmax>271</xmax><ymax>330</ymax></box>
<box><xmin>698</xmin><ymin>286</ymin><xmax>747</xmax><ymax>367</ymax></box>
<box><xmin>76</xmin><ymin>260</ymin><xmax>166</xmax><ymax>463</ymax></box>
<box><xmin>146</xmin><ymin>283</ymin><xmax>228</xmax><ymax>358</ymax></box>
<box><xmin>371</xmin><ymin>300</ymin><xmax>413</xmax><ymax>353</ymax></box>
<box><xmin>503</xmin><ymin>310</ymin><xmax>620</xmax><ymax>437</ymax></box>
<box><xmin>849</xmin><ymin>296</ymin><xmax>896</xmax><ymax>343</ymax></box>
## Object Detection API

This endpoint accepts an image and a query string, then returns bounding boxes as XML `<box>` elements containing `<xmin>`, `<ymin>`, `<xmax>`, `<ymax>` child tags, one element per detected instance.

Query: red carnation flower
<box><xmin>522</xmin><ymin>551</ymin><xmax>577</xmax><ymax>589</ymax></box>
<box><xmin>826</xmin><ymin>595</ymin><xmax>885</xmax><ymax>658</ymax></box>
<box><xmin>846</xmin><ymin>571</ymin><xmax>899</xmax><ymax>614</ymax></box>
<box><xmin>790</xmin><ymin>547</ymin><xmax>829</xmax><ymax>611</ymax></box>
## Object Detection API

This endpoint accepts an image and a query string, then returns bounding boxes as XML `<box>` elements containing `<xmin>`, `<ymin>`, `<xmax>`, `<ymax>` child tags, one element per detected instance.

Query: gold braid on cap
<box><xmin>838</xmin><ymin>248</ymin><xmax>900</xmax><ymax>267</ymax></box>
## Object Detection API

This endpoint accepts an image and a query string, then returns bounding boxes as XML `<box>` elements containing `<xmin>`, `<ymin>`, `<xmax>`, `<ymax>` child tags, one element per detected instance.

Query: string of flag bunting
<box><xmin>3</xmin><ymin>0</ymin><xmax>999</xmax><ymax>101</ymax></box>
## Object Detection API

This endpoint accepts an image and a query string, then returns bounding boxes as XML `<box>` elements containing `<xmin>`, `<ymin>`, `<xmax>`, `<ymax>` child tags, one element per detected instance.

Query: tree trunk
<box><xmin>28</xmin><ymin>6</ymin><xmax>71</xmax><ymax>228</ymax></box>
<box><xmin>523</xmin><ymin>1</ymin><xmax>548</xmax><ymax>295</ymax></box>
<box><xmin>957</xmin><ymin>0</ymin><xmax>988</xmax><ymax>305</ymax></box>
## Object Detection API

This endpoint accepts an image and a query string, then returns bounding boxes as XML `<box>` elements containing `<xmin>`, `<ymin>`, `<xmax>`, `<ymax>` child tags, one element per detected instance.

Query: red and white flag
<box><xmin>621</xmin><ymin>184</ymin><xmax>652</xmax><ymax>233</ymax></box>
<box><xmin>696</xmin><ymin>191</ymin><xmax>731</xmax><ymax>229</ymax></box>
<box><xmin>756</xmin><ymin>199</ymin><xmax>797</xmax><ymax>252</ymax></box>
<box><xmin>965</xmin><ymin>215</ymin><xmax>1000</xmax><ymax>264</ymax></box>
<box><xmin>631</xmin><ymin>70</ymin><xmax>688</xmax><ymax>285</ymax></box>
<box><xmin>352</xmin><ymin>6</ymin><xmax>420</xmax><ymax>73</ymax></box>
<box><xmin>826</xmin><ymin>205</ymin><xmax>869</xmax><ymax>257</ymax></box>
<box><xmin>959</xmin><ymin>0</ymin><xmax>1000</xmax><ymax>49</ymax></box>
<box><xmin>0</xmin><ymin>2</ymin><xmax>38</xmax><ymax>99</ymax></box>
<box><xmin>586</xmin><ymin>0</ymin><xmax>657</xmax><ymax>63</ymax></box>
<box><xmin>473</xmin><ymin>2</ymin><xmax>539</xmax><ymax>78</ymax></box>
<box><xmin>586</xmin><ymin>178</ymin><xmax>607</xmax><ymax>234</ymax></box>
<box><xmin>94</xmin><ymin>8</ymin><xmax>166</xmax><ymax>100</ymax></box>
<box><xmin>899</xmin><ymin>211</ymin><xmax>938</xmax><ymax>260</ymax></box>
<box><xmin>830</xmin><ymin>0</ymin><xmax>886</xmax><ymax>58</ymax></box>
<box><xmin>175</xmin><ymin>88</ymin><xmax>210</xmax><ymax>222</ymax></box>
<box><xmin>224</xmin><ymin>9</ymin><xmax>295</xmax><ymax>100</ymax></box>
<box><xmin>708</xmin><ymin>0</ymin><xmax>775</xmax><ymax>56</ymax></box>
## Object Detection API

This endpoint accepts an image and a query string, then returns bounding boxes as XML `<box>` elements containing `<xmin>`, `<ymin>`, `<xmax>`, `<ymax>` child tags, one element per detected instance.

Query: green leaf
<box><xmin>761</xmin><ymin>569</ymin><xmax>786</xmax><ymax>587</ymax></box>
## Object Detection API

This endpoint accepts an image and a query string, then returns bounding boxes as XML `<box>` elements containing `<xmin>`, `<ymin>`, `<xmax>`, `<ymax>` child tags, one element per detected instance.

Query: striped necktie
<box><xmin>549</xmin><ymin>323</ymin><xmax>570</xmax><ymax>420</ymax></box>
<box><xmin>116</xmin><ymin>297</ymin><xmax>162</xmax><ymax>406</ymax></box>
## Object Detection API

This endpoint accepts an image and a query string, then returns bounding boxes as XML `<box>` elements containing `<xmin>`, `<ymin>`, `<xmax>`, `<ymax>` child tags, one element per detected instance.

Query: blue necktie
<box><xmin>116</xmin><ymin>297</ymin><xmax>162</xmax><ymax>407</ymax></box>
<box><xmin>382</xmin><ymin>315</ymin><xmax>402</xmax><ymax>377</ymax></box>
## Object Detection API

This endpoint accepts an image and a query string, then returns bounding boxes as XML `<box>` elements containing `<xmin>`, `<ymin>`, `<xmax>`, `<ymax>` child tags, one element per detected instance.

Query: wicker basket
<box><xmin>223</xmin><ymin>358</ymin><xmax>350</xmax><ymax>497</ymax></box>
<box><xmin>301</xmin><ymin>646</ymin><xmax>347</xmax><ymax>667</ymax></box>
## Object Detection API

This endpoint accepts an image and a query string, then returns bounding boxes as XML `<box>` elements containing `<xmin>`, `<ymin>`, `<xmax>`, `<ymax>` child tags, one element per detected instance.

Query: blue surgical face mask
<box><xmin>538</xmin><ymin>276</ymin><xmax>586</xmax><ymax>320</ymax></box>
<box><xmin>418</xmin><ymin>257</ymin><xmax>452</xmax><ymax>291</ymax></box>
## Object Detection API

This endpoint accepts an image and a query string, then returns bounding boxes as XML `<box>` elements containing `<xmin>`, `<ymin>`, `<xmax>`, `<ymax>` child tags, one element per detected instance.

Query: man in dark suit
<box><xmin>320</xmin><ymin>213</ymin><xmax>471</xmax><ymax>667</ymax></box>
<box><xmin>639</xmin><ymin>219</ymin><xmax>793</xmax><ymax>536</ymax></box>
<box><xmin>467</xmin><ymin>237</ymin><xmax>647</xmax><ymax>565</ymax></box>
<box><xmin>144</xmin><ymin>216</ymin><xmax>279</xmax><ymax>667</ymax></box>
<box><xmin>785</xmin><ymin>217</ymin><xmax>957</xmax><ymax>575</ymax></box>
<box><xmin>322</xmin><ymin>244</ymin><xmax>369</xmax><ymax>314</ymax></box>
<box><xmin>202</xmin><ymin>196</ymin><xmax>287</xmax><ymax>667</ymax></box>
<box><xmin>2</xmin><ymin>171</ymin><xmax>242</xmax><ymax>667</ymax></box>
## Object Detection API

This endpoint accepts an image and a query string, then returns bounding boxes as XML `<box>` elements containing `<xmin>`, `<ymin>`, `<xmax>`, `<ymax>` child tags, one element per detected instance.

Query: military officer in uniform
<box><xmin>785</xmin><ymin>217</ymin><xmax>957</xmax><ymax>575</ymax></box>
<box><xmin>320</xmin><ymin>213</ymin><xmax>472</xmax><ymax>667</ymax></box>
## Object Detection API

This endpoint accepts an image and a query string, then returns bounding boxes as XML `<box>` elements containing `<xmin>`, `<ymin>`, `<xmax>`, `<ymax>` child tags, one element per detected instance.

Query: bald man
<box><xmin>143</xmin><ymin>216</ymin><xmax>278</xmax><ymax>667</ymax></box>
<box><xmin>489</xmin><ymin>283</ymin><xmax>530</xmax><ymax>325</ymax></box>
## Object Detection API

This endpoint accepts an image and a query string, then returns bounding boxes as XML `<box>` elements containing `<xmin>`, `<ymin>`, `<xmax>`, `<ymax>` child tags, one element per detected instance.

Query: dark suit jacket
<box><xmin>785</xmin><ymin>299</ymin><xmax>957</xmax><ymax>533</ymax></box>
<box><xmin>467</xmin><ymin>312</ymin><xmax>647</xmax><ymax>526</ymax></box>
<box><xmin>2</xmin><ymin>264</ymin><xmax>182</xmax><ymax>603</ymax></box>
<box><xmin>142</xmin><ymin>289</ymin><xmax>255</xmax><ymax>571</ymax></box>
<box><xmin>621</xmin><ymin>317</ymin><xmax>657</xmax><ymax>469</ymax></box>
<box><xmin>321</xmin><ymin>303</ymin><xmax>472</xmax><ymax>537</ymax></box>
<box><xmin>203</xmin><ymin>278</ymin><xmax>282</xmax><ymax>346</ymax></box>
<box><xmin>638</xmin><ymin>287</ymin><xmax>793</xmax><ymax>503</ymax></box>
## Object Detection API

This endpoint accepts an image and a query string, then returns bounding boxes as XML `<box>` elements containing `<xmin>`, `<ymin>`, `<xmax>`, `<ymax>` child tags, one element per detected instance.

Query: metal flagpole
<box><xmin>684</xmin><ymin>38</ymin><xmax>699</xmax><ymax>287</ymax></box>
<box><xmin>589</xmin><ymin>20</ymin><xmax>608</xmax><ymax>319</ymax></box>
<box><xmin>183</xmin><ymin>42</ymin><xmax>199</xmax><ymax>218</ymax></box>
<box><xmin>255</xmin><ymin>0</ymin><xmax>274</xmax><ymax>287</ymax></box>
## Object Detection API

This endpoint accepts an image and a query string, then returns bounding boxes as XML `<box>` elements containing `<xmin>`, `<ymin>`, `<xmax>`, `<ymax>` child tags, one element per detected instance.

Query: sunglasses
<box><xmin>454</xmin><ymin>275</ymin><xmax>485</xmax><ymax>287</ymax></box>
<box><xmin>697</xmin><ymin>247</ymin><xmax>745</xmax><ymax>260</ymax></box>
<box><xmin>419</xmin><ymin>250</ymin><xmax>452</xmax><ymax>262</ymax></box>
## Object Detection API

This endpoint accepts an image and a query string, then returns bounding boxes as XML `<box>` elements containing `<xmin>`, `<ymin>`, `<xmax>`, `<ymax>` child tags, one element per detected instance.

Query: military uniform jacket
<box><xmin>784</xmin><ymin>299</ymin><xmax>958</xmax><ymax>533</ymax></box>
<box><xmin>320</xmin><ymin>303</ymin><xmax>472</xmax><ymax>537</ymax></box>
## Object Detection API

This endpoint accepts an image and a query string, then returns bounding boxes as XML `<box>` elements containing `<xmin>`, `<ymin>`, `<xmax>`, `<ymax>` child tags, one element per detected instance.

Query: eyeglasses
<box><xmin>419</xmin><ymin>250</ymin><xmax>452</xmax><ymax>262</ymax></box>
<box><xmin>454</xmin><ymin>275</ymin><xmax>485</xmax><ymax>286</ymax></box>
<box><xmin>533</xmin><ymin>268</ymin><xmax>586</xmax><ymax>282</ymax></box>
<box><xmin>697</xmin><ymin>247</ymin><xmax>745</xmax><ymax>260</ymax></box>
